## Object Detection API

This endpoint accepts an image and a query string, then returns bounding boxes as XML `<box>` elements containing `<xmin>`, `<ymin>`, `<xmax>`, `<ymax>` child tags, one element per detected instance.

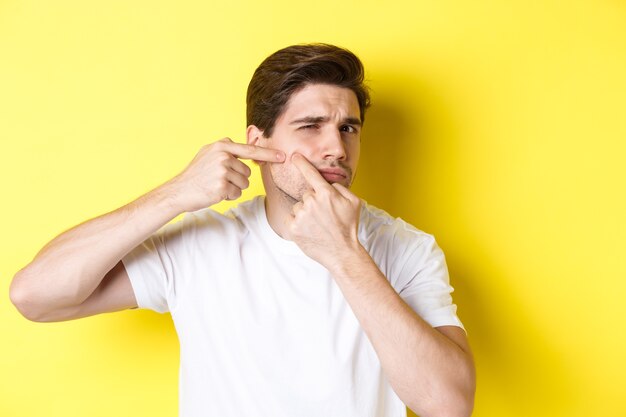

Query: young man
<box><xmin>10</xmin><ymin>44</ymin><xmax>476</xmax><ymax>417</ymax></box>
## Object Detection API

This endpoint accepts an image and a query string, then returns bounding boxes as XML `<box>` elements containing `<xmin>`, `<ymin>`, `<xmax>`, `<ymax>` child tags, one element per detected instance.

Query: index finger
<box><xmin>291</xmin><ymin>153</ymin><xmax>331</xmax><ymax>191</ymax></box>
<box><xmin>225</xmin><ymin>142</ymin><xmax>286</xmax><ymax>162</ymax></box>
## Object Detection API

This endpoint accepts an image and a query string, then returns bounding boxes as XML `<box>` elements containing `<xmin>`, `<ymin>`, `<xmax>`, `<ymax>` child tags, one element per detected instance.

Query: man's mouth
<box><xmin>318</xmin><ymin>168</ymin><xmax>348</xmax><ymax>183</ymax></box>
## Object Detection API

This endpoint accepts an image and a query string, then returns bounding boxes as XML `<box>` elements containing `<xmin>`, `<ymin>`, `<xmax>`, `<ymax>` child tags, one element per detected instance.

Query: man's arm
<box><xmin>287</xmin><ymin>153</ymin><xmax>476</xmax><ymax>417</ymax></box>
<box><xmin>10</xmin><ymin>138</ymin><xmax>285</xmax><ymax>322</ymax></box>
<box><xmin>329</xmin><ymin>249</ymin><xmax>475</xmax><ymax>417</ymax></box>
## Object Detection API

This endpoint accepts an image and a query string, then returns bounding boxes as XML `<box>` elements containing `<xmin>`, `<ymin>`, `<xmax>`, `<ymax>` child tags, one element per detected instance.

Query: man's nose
<box><xmin>321</xmin><ymin>128</ymin><xmax>347</xmax><ymax>161</ymax></box>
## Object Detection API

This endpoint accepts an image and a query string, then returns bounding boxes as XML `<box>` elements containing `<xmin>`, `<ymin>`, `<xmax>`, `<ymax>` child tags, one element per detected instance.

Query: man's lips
<box><xmin>318</xmin><ymin>168</ymin><xmax>348</xmax><ymax>182</ymax></box>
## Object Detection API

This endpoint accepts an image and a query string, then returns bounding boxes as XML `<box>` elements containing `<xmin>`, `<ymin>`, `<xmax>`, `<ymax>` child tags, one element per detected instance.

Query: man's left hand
<box><xmin>286</xmin><ymin>153</ymin><xmax>363</xmax><ymax>269</ymax></box>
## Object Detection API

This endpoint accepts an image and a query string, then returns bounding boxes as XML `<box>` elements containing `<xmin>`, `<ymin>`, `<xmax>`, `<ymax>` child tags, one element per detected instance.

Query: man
<box><xmin>10</xmin><ymin>44</ymin><xmax>475</xmax><ymax>417</ymax></box>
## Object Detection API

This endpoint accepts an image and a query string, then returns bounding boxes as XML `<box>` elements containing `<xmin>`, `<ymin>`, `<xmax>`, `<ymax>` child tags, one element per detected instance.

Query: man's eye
<box><xmin>300</xmin><ymin>124</ymin><xmax>317</xmax><ymax>130</ymax></box>
<box><xmin>341</xmin><ymin>125</ymin><xmax>357</xmax><ymax>133</ymax></box>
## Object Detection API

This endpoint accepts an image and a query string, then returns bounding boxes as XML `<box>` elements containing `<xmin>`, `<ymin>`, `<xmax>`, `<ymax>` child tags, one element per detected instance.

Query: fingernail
<box><xmin>277</xmin><ymin>152</ymin><xmax>285</xmax><ymax>161</ymax></box>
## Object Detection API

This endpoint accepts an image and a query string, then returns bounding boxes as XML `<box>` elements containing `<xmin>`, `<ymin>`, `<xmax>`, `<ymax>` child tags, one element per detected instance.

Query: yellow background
<box><xmin>2</xmin><ymin>1</ymin><xmax>625</xmax><ymax>416</ymax></box>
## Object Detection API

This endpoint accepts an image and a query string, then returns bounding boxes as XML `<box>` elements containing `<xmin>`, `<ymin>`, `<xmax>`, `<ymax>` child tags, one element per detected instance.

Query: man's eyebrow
<box><xmin>343</xmin><ymin>117</ymin><xmax>362</xmax><ymax>126</ymax></box>
<box><xmin>290</xmin><ymin>116</ymin><xmax>362</xmax><ymax>126</ymax></box>
<box><xmin>290</xmin><ymin>116</ymin><xmax>328</xmax><ymax>125</ymax></box>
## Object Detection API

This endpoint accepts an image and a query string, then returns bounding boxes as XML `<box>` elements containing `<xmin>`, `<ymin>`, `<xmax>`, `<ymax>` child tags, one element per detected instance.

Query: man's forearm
<box><xmin>328</xmin><ymin>244</ymin><xmax>475</xmax><ymax>417</ymax></box>
<box><xmin>10</xmin><ymin>181</ymin><xmax>182</xmax><ymax>317</ymax></box>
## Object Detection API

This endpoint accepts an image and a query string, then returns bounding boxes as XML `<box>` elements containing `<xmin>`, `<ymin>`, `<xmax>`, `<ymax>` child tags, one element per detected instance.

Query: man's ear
<box><xmin>246</xmin><ymin>125</ymin><xmax>265</xmax><ymax>165</ymax></box>
<box><xmin>246</xmin><ymin>125</ymin><xmax>264</xmax><ymax>146</ymax></box>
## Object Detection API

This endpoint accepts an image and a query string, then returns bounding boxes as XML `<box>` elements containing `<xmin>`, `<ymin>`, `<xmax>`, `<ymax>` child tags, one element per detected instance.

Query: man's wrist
<box><xmin>325</xmin><ymin>241</ymin><xmax>372</xmax><ymax>281</ymax></box>
<box><xmin>144</xmin><ymin>180</ymin><xmax>187</xmax><ymax>218</ymax></box>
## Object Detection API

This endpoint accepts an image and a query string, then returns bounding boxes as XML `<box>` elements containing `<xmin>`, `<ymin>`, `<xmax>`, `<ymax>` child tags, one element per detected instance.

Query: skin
<box><xmin>11</xmin><ymin>83</ymin><xmax>475</xmax><ymax>416</ymax></box>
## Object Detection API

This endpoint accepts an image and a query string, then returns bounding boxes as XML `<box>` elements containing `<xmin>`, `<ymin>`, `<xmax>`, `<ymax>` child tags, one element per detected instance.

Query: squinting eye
<box><xmin>300</xmin><ymin>124</ymin><xmax>317</xmax><ymax>130</ymax></box>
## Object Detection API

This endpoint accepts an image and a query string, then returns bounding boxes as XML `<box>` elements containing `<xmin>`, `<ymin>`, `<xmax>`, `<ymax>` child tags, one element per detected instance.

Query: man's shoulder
<box><xmin>168</xmin><ymin>196</ymin><xmax>262</xmax><ymax>239</ymax></box>
<box><xmin>185</xmin><ymin>196</ymin><xmax>261</xmax><ymax>224</ymax></box>
<box><xmin>224</xmin><ymin>195</ymin><xmax>264</xmax><ymax>221</ymax></box>
<box><xmin>359</xmin><ymin>200</ymin><xmax>434</xmax><ymax>244</ymax></box>
<box><xmin>359</xmin><ymin>201</ymin><xmax>445</xmax><ymax>282</ymax></box>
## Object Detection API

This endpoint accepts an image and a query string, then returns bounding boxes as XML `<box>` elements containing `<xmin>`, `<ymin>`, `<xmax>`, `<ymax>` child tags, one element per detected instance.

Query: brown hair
<box><xmin>246</xmin><ymin>43</ymin><xmax>371</xmax><ymax>137</ymax></box>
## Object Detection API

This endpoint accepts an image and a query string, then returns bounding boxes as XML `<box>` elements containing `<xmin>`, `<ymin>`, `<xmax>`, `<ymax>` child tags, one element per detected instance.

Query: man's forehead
<box><xmin>282</xmin><ymin>84</ymin><xmax>361</xmax><ymax>121</ymax></box>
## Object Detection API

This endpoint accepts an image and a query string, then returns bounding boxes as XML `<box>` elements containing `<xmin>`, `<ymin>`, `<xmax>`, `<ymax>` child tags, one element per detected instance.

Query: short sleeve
<box><xmin>397</xmin><ymin>235</ymin><xmax>465</xmax><ymax>332</ymax></box>
<box><xmin>121</xmin><ymin>219</ymin><xmax>187</xmax><ymax>314</ymax></box>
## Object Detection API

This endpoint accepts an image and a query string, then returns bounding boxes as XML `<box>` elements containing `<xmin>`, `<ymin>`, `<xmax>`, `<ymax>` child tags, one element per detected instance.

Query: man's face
<box><xmin>255</xmin><ymin>83</ymin><xmax>362</xmax><ymax>202</ymax></box>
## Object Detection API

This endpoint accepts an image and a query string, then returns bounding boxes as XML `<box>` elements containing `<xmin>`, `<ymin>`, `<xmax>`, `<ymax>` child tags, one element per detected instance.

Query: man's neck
<box><xmin>263</xmin><ymin>186</ymin><xmax>295</xmax><ymax>240</ymax></box>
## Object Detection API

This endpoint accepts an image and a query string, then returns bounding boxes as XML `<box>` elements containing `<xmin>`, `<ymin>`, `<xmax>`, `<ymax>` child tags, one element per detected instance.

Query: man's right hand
<box><xmin>167</xmin><ymin>138</ymin><xmax>285</xmax><ymax>213</ymax></box>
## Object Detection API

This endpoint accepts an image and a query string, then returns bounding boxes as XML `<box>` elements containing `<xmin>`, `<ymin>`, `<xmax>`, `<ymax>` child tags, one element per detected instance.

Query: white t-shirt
<box><xmin>122</xmin><ymin>196</ymin><xmax>464</xmax><ymax>417</ymax></box>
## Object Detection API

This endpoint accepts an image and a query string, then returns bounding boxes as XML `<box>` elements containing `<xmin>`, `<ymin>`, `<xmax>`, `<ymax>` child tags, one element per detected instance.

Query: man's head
<box><xmin>246</xmin><ymin>43</ymin><xmax>370</xmax><ymax>138</ymax></box>
<box><xmin>246</xmin><ymin>44</ymin><xmax>370</xmax><ymax>203</ymax></box>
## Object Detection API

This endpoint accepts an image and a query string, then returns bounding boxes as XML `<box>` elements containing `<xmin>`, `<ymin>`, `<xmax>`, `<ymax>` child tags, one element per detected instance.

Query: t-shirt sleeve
<box><xmin>121</xmin><ymin>218</ymin><xmax>188</xmax><ymax>314</ymax></box>
<box><xmin>397</xmin><ymin>234</ymin><xmax>466</xmax><ymax>332</ymax></box>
